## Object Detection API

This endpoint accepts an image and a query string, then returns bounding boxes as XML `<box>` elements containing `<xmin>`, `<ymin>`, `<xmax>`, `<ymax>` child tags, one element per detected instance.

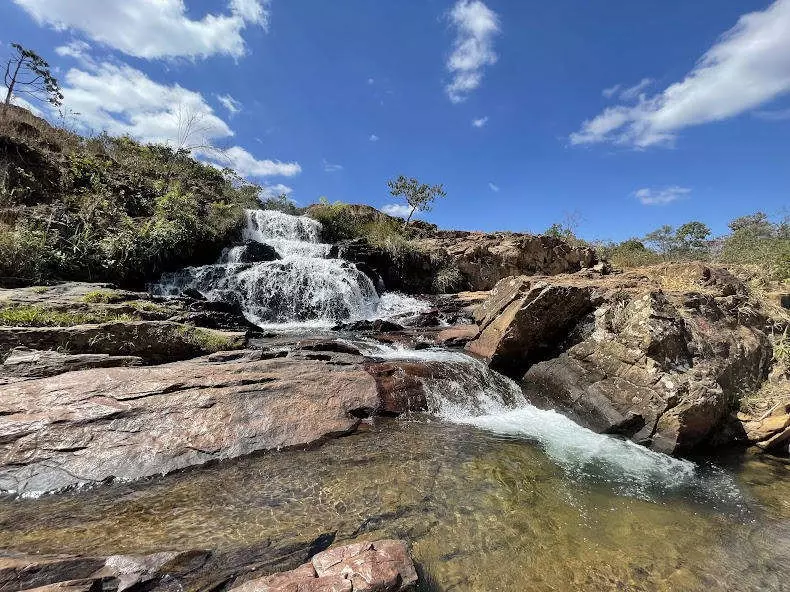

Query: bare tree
<box><xmin>3</xmin><ymin>43</ymin><xmax>63</xmax><ymax>109</ymax></box>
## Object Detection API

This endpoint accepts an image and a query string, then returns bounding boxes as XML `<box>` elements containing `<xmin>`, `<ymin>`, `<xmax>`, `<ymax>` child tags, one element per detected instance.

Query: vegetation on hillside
<box><xmin>0</xmin><ymin>105</ymin><xmax>262</xmax><ymax>288</ymax></box>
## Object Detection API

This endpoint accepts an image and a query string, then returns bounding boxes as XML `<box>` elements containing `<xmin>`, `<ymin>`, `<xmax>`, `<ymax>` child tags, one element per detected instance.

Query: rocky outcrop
<box><xmin>0</xmin><ymin>321</ymin><xmax>246</xmax><ymax>363</ymax></box>
<box><xmin>467</xmin><ymin>265</ymin><xmax>775</xmax><ymax>454</ymax></box>
<box><xmin>415</xmin><ymin>231</ymin><xmax>598</xmax><ymax>292</ymax></box>
<box><xmin>234</xmin><ymin>241</ymin><xmax>281</xmax><ymax>263</ymax></box>
<box><xmin>0</xmin><ymin>348</ymin><xmax>436</xmax><ymax>495</ymax></box>
<box><xmin>0</xmin><ymin>348</ymin><xmax>142</xmax><ymax>384</ymax></box>
<box><xmin>232</xmin><ymin>540</ymin><xmax>418</xmax><ymax>592</ymax></box>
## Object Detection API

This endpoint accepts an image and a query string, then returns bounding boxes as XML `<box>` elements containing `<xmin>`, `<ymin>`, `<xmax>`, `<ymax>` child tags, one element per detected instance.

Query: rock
<box><xmin>468</xmin><ymin>267</ymin><xmax>774</xmax><ymax>454</ymax></box>
<box><xmin>333</xmin><ymin>319</ymin><xmax>404</xmax><ymax>332</ymax></box>
<box><xmin>0</xmin><ymin>347</ymin><xmax>142</xmax><ymax>384</ymax></box>
<box><xmin>232</xmin><ymin>540</ymin><xmax>418</xmax><ymax>592</ymax></box>
<box><xmin>0</xmin><ymin>553</ymin><xmax>106</xmax><ymax>592</ymax></box>
<box><xmin>465</xmin><ymin>276</ymin><xmax>594</xmax><ymax>372</ymax></box>
<box><xmin>329</xmin><ymin>238</ymin><xmax>436</xmax><ymax>294</ymax></box>
<box><xmin>415</xmin><ymin>231</ymin><xmax>598</xmax><ymax>292</ymax></box>
<box><xmin>235</xmin><ymin>241</ymin><xmax>281</xmax><ymax>264</ymax></box>
<box><xmin>0</xmin><ymin>349</ymin><xmax>434</xmax><ymax>495</ymax></box>
<box><xmin>0</xmin><ymin>321</ymin><xmax>246</xmax><ymax>363</ymax></box>
<box><xmin>436</xmin><ymin>324</ymin><xmax>479</xmax><ymax>346</ymax></box>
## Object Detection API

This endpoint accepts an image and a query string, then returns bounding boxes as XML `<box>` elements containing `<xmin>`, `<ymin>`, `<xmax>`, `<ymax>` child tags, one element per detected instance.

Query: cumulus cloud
<box><xmin>445</xmin><ymin>0</ymin><xmax>500</xmax><ymax>103</ymax></box>
<box><xmin>217</xmin><ymin>93</ymin><xmax>242</xmax><ymax>116</ymax></box>
<box><xmin>472</xmin><ymin>116</ymin><xmax>489</xmax><ymax>128</ymax></box>
<box><xmin>572</xmin><ymin>0</ymin><xmax>790</xmax><ymax>147</ymax></box>
<box><xmin>633</xmin><ymin>186</ymin><xmax>691</xmax><ymax>206</ymax></box>
<box><xmin>488</xmin><ymin>182</ymin><xmax>499</xmax><ymax>192</ymax></box>
<box><xmin>57</xmin><ymin>61</ymin><xmax>299</xmax><ymax>179</ymax></box>
<box><xmin>369</xmin><ymin>134</ymin><xmax>379</xmax><ymax>142</ymax></box>
<box><xmin>13</xmin><ymin>0</ymin><xmax>270</xmax><ymax>59</ymax></box>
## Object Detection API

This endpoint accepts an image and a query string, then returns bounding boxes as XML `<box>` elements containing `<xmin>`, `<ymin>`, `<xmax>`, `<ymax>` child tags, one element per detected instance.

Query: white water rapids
<box><xmin>152</xmin><ymin>209</ymin><xmax>427</xmax><ymax>328</ymax></box>
<box><xmin>361</xmin><ymin>342</ymin><xmax>743</xmax><ymax>505</ymax></box>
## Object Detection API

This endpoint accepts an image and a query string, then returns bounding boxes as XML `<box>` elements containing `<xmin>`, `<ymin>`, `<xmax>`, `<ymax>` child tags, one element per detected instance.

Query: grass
<box><xmin>177</xmin><ymin>324</ymin><xmax>245</xmax><ymax>352</ymax></box>
<box><xmin>0</xmin><ymin>304</ymin><xmax>136</xmax><ymax>327</ymax></box>
<box><xmin>82</xmin><ymin>289</ymin><xmax>123</xmax><ymax>303</ymax></box>
<box><xmin>126</xmin><ymin>299</ymin><xmax>168</xmax><ymax>313</ymax></box>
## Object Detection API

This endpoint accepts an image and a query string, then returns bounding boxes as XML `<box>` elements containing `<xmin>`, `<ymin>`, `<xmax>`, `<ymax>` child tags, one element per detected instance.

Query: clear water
<box><xmin>151</xmin><ymin>209</ymin><xmax>427</xmax><ymax>328</ymax></box>
<box><xmin>1</xmin><ymin>419</ymin><xmax>787</xmax><ymax>592</ymax></box>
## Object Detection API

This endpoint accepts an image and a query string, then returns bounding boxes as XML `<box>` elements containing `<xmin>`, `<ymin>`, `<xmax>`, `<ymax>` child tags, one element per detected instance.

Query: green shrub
<box><xmin>82</xmin><ymin>289</ymin><xmax>122</xmax><ymax>303</ymax></box>
<box><xmin>0</xmin><ymin>108</ymin><xmax>260</xmax><ymax>288</ymax></box>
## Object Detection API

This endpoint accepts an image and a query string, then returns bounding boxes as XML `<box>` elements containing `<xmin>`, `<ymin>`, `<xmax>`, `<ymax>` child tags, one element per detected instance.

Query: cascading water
<box><xmin>362</xmin><ymin>342</ymin><xmax>743</xmax><ymax>506</ymax></box>
<box><xmin>152</xmin><ymin>209</ymin><xmax>427</xmax><ymax>328</ymax></box>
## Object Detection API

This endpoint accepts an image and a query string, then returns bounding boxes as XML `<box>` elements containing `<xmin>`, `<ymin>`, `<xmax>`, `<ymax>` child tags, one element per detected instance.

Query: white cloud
<box><xmin>633</xmin><ymin>186</ymin><xmax>691</xmax><ymax>206</ymax></box>
<box><xmin>381</xmin><ymin>204</ymin><xmax>414</xmax><ymax>218</ymax></box>
<box><xmin>323</xmin><ymin>159</ymin><xmax>343</xmax><ymax>172</ymax></box>
<box><xmin>602</xmin><ymin>84</ymin><xmax>621</xmax><ymax>99</ymax></box>
<box><xmin>572</xmin><ymin>0</ymin><xmax>790</xmax><ymax>147</ymax></box>
<box><xmin>13</xmin><ymin>0</ymin><xmax>270</xmax><ymax>59</ymax></box>
<box><xmin>367</xmin><ymin>77</ymin><xmax>375</xmax><ymax>85</ymax></box>
<box><xmin>754</xmin><ymin>107</ymin><xmax>790</xmax><ymax>121</ymax></box>
<box><xmin>369</xmin><ymin>134</ymin><xmax>379</xmax><ymax>142</ymax></box>
<box><xmin>445</xmin><ymin>0</ymin><xmax>500</xmax><ymax>103</ymax></box>
<box><xmin>472</xmin><ymin>116</ymin><xmax>489</xmax><ymax>128</ymax></box>
<box><xmin>201</xmin><ymin>146</ymin><xmax>301</xmax><ymax>178</ymax></box>
<box><xmin>217</xmin><ymin>93</ymin><xmax>242</xmax><ymax>116</ymax></box>
<box><xmin>260</xmin><ymin>183</ymin><xmax>293</xmax><ymax>198</ymax></box>
<box><xmin>55</xmin><ymin>39</ymin><xmax>93</xmax><ymax>63</ymax></box>
<box><xmin>56</xmin><ymin>61</ymin><xmax>299</xmax><ymax>179</ymax></box>
<box><xmin>618</xmin><ymin>78</ymin><xmax>654</xmax><ymax>101</ymax></box>
<box><xmin>488</xmin><ymin>182</ymin><xmax>499</xmax><ymax>192</ymax></box>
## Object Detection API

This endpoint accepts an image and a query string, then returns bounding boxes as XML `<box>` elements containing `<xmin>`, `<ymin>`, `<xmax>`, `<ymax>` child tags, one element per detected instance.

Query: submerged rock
<box><xmin>467</xmin><ymin>265</ymin><xmax>775</xmax><ymax>454</ymax></box>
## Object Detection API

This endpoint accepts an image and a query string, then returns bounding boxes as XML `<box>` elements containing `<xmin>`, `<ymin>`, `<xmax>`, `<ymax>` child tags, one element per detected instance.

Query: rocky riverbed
<box><xmin>0</xmin><ymin>209</ymin><xmax>788</xmax><ymax>591</ymax></box>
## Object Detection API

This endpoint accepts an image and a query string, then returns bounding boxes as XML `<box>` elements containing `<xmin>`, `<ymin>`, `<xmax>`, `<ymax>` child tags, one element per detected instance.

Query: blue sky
<box><xmin>2</xmin><ymin>0</ymin><xmax>788</xmax><ymax>241</ymax></box>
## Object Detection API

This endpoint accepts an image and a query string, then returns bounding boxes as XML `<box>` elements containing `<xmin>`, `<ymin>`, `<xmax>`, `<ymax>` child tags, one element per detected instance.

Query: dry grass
<box><xmin>740</xmin><ymin>378</ymin><xmax>790</xmax><ymax>416</ymax></box>
<box><xmin>635</xmin><ymin>262</ymin><xmax>721</xmax><ymax>295</ymax></box>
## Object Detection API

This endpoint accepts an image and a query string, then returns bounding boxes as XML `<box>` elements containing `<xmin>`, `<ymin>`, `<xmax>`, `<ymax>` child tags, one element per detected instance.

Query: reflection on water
<box><xmin>1</xmin><ymin>419</ymin><xmax>788</xmax><ymax>592</ymax></box>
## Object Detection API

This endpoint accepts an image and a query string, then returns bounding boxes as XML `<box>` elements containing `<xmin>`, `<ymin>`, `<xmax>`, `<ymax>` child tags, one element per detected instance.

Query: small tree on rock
<box><xmin>386</xmin><ymin>175</ymin><xmax>446</xmax><ymax>228</ymax></box>
<box><xmin>3</xmin><ymin>43</ymin><xmax>63</xmax><ymax>110</ymax></box>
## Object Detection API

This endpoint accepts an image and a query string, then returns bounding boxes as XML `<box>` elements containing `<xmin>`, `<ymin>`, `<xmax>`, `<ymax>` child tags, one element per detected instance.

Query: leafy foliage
<box><xmin>386</xmin><ymin>175</ymin><xmax>446</xmax><ymax>226</ymax></box>
<box><xmin>0</xmin><ymin>106</ymin><xmax>261</xmax><ymax>288</ymax></box>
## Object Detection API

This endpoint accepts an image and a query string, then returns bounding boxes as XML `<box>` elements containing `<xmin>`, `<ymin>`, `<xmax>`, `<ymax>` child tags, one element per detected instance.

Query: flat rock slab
<box><xmin>0</xmin><ymin>348</ymin><xmax>142</xmax><ymax>384</ymax></box>
<box><xmin>0</xmin><ymin>350</ymin><xmax>385</xmax><ymax>496</ymax></box>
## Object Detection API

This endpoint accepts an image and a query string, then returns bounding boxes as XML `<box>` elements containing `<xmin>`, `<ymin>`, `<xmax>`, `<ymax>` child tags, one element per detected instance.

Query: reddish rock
<box><xmin>231</xmin><ymin>540</ymin><xmax>417</xmax><ymax>592</ymax></box>
<box><xmin>0</xmin><ymin>349</ymin><xmax>408</xmax><ymax>495</ymax></box>
<box><xmin>436</xmin><ymin>324</ymin><xmax>479</xmax><ymax>346</ymax></box>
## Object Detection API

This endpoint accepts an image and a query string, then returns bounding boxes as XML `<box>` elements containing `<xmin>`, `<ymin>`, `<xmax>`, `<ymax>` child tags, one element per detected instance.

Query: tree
<box><xmin>728</xmin><ymin>212</ymin><xmax>773</xmax><ymax>238</ymax></box>
<box><xmin>644</xmin><ymin>225</ymin><xmax>675</xmax><ymax>256</ymax></box>
<box><xmin>3</xmin><ymin>43</ymin><xmax>63</xmax><ymax>109</ymax></box>
<box><xmin>674</xmin><ymin>221</ymin><xmax>711</xmax><ymax>258</ymax></box>
<box><xmin>386</xmin><ymin>175</ymin><xmax>446</xmax><ymax>227</ymax></box>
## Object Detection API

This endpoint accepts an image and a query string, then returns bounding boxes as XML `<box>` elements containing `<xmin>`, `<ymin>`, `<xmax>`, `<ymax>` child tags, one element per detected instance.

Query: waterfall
<box><xmin>152</xmin><ymin>209</ymin><xmax>427</xmax><ymax>328</ymax></box>
<box><xmin>362</xmin><ymin>342</ymin><xmax>743</xmax><ymax>505</ymax></box>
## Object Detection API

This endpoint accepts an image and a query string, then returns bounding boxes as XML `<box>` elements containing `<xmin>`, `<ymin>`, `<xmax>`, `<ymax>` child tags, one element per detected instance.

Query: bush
<box><xmin>0</xmin><ymin>107</ymin><xmax>260</xmax><ymax>288</ymax></box>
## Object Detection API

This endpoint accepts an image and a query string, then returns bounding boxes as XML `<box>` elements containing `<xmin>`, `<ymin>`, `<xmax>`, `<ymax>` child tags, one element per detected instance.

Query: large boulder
<box><xmin>467</xmin><ymin>266</ymin><xmax>775</xmax><ymax>454</ymax></box>
<box><xmin>465</xmin><ymin>276</ymin><xmax>594</xmax><ymax>372</ymax></box>
<box><xmin>0</xmin><ymin>348</ymin><xmax>434</xmax><ymax>495</ymax></box>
